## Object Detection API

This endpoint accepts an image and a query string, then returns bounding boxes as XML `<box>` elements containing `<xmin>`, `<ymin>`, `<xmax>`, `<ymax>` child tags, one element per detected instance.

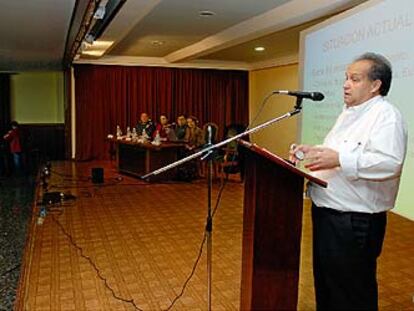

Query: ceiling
<box><xmin>0</xmin><ymin>0</ymin><xmax>367</xmax><ymax>72</ymax></box>
<box><xmin>0</xmin><ymin>0</ymin><xmax>76</xmax><ymax>71</ymax></box>
<box><xmin>109</xmin><ymin>0</ymin><xmax>292</xmax><ymax>57</ymax></box>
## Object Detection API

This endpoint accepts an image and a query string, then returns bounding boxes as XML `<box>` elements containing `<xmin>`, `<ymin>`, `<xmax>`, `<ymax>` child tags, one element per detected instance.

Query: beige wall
<box><xmin>11</xmin><ymin>72</ymin><xmax>64</xmax><ymax>124</ymax></box>
<box><xmin>249</xmin><ymin>63</ymin><xmax>300</xmax><ymax>159</ymax></box>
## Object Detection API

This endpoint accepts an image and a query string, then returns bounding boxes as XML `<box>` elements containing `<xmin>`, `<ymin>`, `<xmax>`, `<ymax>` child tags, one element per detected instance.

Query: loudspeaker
<box><xmin>91</xmin><ymin>167</ymin><xmax>104</xmax><ymax>184</ymax></box>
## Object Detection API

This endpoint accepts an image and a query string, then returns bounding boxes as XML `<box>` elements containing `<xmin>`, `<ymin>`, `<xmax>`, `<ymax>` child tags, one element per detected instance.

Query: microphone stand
<box><xmin>141</xmin><ymin>108</ymin><xmax>301</xmax><ymax>180</ymax></box>
<box><xmin>294</xmin><ymin>97</ymin><xmax>303</xmax><ymax>110</ymax></box>
<box><xmin>141</xmin><ymin>105</ymin><xmax>302</xmax><ymax>311</ymax></box>
<box><xmin>199</xmin><ymin>125</ymin><xmax>213</xmax><ymax>311</ymax></box>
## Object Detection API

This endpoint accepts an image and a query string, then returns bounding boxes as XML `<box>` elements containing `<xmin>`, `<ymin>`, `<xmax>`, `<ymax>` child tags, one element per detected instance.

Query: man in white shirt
<box><xmin>290</xmin><ymin>53</ymin><xmax>407</xmax><ymax>310</ymax></box>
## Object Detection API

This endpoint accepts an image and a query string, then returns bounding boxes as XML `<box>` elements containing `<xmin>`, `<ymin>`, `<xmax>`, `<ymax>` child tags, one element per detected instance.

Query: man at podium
<box><xmin>290</xmin><ymin>53</ymin><xmax>407</xmax><ymax>310</ymax></box>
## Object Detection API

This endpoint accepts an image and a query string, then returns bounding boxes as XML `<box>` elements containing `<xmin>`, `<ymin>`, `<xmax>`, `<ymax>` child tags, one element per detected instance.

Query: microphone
<box><xmin>274</xmin><ymin>90</ymin><xmax>325</xmax><ymax>101</ymax></box>
<box><xmin>207</xmin><ymin>125</ymin><xmax>212</xmax><ymax>145</ymax></box>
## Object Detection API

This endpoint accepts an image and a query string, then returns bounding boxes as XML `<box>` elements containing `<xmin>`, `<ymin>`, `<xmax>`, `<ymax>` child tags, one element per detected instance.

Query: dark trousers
<box><xmin>312</xmin><ymin>203</ymin><xmax>387</xmax><ymax>310</ymax></box>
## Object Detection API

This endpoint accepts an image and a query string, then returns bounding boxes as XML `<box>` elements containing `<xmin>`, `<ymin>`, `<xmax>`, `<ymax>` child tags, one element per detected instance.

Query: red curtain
<box><xmin>74</xmin><ymin>64</ymin><xmax>248</xmax><ymax>160</ymax></box>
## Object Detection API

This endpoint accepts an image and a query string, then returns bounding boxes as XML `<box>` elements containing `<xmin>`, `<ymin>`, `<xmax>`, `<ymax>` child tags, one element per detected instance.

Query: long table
<box><xmin>116</xmin><ymin>140</ymin><xmax>185</xmax><ymax>181</ymax></box>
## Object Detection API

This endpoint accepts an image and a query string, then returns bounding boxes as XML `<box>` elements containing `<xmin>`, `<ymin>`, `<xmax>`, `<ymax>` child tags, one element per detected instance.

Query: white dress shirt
<box><xmin>308</xmin><ymin>95</ymin><xmax>408</xmax><ymax>213</ymax></box>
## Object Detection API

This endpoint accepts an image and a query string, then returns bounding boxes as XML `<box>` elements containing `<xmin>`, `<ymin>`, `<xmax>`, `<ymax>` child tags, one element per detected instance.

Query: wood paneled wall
<box><xmin>20</xmin><ymin>124</ymin><xmax>65</xmax><ymax>161</ymax></box>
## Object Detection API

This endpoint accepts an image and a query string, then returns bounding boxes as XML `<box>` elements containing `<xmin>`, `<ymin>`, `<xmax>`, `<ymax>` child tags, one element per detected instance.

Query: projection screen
<box><xmin>299</xmin><ymin>0</ymin><xmax>413</xmax><ymax>219</ymax></box>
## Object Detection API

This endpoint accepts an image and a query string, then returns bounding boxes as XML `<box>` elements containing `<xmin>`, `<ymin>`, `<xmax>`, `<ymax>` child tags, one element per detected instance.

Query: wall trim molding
<box><xmin>74</xmin><ymin>53</ymin><xmax>299</xmax><ymax>71</ymax></box>
<box><xmin>74</xmin><ymin>56</ymin><xmax>251</xmax><ymax>71</ymax></box>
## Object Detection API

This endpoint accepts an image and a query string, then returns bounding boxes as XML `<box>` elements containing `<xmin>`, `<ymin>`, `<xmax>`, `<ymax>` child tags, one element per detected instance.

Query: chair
<box><xmin>203</xmin><ymin>122</ymin><xmax>218</xmax><ymax>143</ymax></box>
<box><xmin>219</xmin><ymin>124</ymin><xmax>247</xmax><ymax>185</ymax></box>
<box><xmin>200</xmin><ymin>122</ymin><xmax>220</xmax><ymax>178</ymax></box>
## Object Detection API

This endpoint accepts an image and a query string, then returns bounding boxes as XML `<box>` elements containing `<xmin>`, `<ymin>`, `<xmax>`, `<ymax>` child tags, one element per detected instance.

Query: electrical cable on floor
<box><xmin>162</xmin><ymin>179</ymin><xmax>228</xmax><ymax>311</ymax></box>
<box><xmin>0</xmin><ymin>264</ymin><xmax>21</xmax><ymax>278</ymax></box>
<box><xmin>46</xmin><ymin>177</ymin><xmax>229</xmax><ymax>311</ymax></box>
<box><xmin>49</xmin><ymin>211</ymin><xmax>144</xmax><ymax>311</ymax></box>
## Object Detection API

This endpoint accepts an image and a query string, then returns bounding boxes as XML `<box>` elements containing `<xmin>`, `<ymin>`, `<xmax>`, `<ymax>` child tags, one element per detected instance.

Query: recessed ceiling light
<box><xmin>80</xmin><ymin>40</ymin><xmax>114</xmax><ymax>57</ymax></box>
<box><xmin>254</xmin><ymin>46</ymin><xmax>265</xmax><ymax>52</ymax></box>
<box><xmin>91</xmin><ymin>40</ymin><xmax>114</xmax><ymax>48</ymax></box>
<box><xmin>199</xmin><ymin>10</ymin><xmax>215</xmax><ymax>17</ymax></box>
<box><xmin>81</xmin><ymin>50</ymin><xmax>105</xmax><ymax>57</ymax></box>
<box><xmin>151</xmin><ymin>40</ymin><xmax>165</xmax><ymax>46</ymax></box>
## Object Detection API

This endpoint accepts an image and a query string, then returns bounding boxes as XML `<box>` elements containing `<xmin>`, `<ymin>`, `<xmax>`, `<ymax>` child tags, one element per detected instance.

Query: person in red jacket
<box><xmin>153</xmin><ymin>114</ymin><xmax>171</xmax><ymax>140</ymax></box>
<box><xmin>3</xmin><ymin>121</ymin><xmax>23</xmax><ymax>174</ymax></box>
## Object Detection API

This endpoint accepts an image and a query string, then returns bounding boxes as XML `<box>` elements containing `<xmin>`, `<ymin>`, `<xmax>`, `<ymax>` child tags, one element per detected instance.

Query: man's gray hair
<box><xmin>354</xmin><ymin>52</ymin><xmax>392</xmax><ymax>96</ymax></box>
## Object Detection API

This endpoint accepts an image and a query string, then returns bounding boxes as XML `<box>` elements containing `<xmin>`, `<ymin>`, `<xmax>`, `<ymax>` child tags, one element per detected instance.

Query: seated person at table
<box><xmin>184</xmin><ymin>116</ymin><xmax>204</xmax><ymax>150</ymax></box>
<box><xmin>175</xmin><ymin>116</ymin><xmax>203</xmax><ymax>181</ymax></box>
<box><xmin>136</xmin><ymin>113</ymin><xmax>155</xmax><ymax>139</ymax></box>
<box><xmin>153</xmin><ymin>114</ymin><xmax>171</xmax><ymax>140</ymax></box>
<box><xmin>174</xmin><ymin>115</ymin><xmax>187</xmax><ymax>141</ymax></box>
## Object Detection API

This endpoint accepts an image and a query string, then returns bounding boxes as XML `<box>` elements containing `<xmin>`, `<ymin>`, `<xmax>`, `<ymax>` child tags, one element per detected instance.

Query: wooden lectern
<box><xmin>239</xmin><ymin>140</ymin><xmax>327</xmax><ymax>310</ymax></box>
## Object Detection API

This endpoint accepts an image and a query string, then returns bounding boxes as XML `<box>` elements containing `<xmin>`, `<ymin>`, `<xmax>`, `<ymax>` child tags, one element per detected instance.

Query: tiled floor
<box><xmin>14</xmin><ymin>161</ymin><xmax>414</xmax><ymax>310</ymax></box>
<box><xmin>298</xmin><ymin>197</ymin><xmax>414</xmax><ymax>311</ymax></box>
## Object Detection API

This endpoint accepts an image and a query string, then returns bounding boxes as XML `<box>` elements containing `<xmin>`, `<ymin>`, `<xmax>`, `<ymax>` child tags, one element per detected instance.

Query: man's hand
<box><xmin>289</xmin><ymin>144</ymin><xmax>340</xmax><ymax>171</ymax></box>
<box><xmin>304</xmin><ymin>146</ymin><xmax>340</xmax><ymax>171</ymax></box>
<box><xmin>289</xmin><ymin>144</ymin><xmax>312</xmax><ymax>164</ymax></box>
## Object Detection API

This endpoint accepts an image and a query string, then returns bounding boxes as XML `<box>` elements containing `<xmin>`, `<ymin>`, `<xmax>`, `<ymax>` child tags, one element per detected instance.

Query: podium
<box><xmin>239</xmin><ymin>140</ymin><xmax>327</xmax><ymax>310</ymax></box>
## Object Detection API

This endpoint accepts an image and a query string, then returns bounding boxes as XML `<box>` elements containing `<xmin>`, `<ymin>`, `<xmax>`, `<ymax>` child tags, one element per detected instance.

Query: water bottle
<box><xmin>152</xmin><ymin>130</ymin><xmax>161</xmax><ymax>146</ymax></box>
<box><xmin>37</xmin><ymin>206</ymin><xmax>47</xmax><ymax>225</ymax></box>
<box><xmin>40</xmin><ymin>206</ymin><xmax>47</xmax><ymax>218</ymax></box>
<box><xmin>142</xmin><ymin>129</ymin><xmax>148</xmax><ymax>141</ymax></box>
<box><xmin>116</xmin><ymin>125</ymin><xmax>122</xmax><ymax>138</ymax></box>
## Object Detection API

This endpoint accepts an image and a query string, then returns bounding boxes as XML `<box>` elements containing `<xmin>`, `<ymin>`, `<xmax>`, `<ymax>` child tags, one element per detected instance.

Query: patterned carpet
<box><xmin>14</xmin><ymin>161</ymin><xmax>414</xmax><ymax>310</ymax></box>
<box><xmin>0</xmin><ymin>176</ymin><xmax>35</xmax><ymax>311</ymax></box>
